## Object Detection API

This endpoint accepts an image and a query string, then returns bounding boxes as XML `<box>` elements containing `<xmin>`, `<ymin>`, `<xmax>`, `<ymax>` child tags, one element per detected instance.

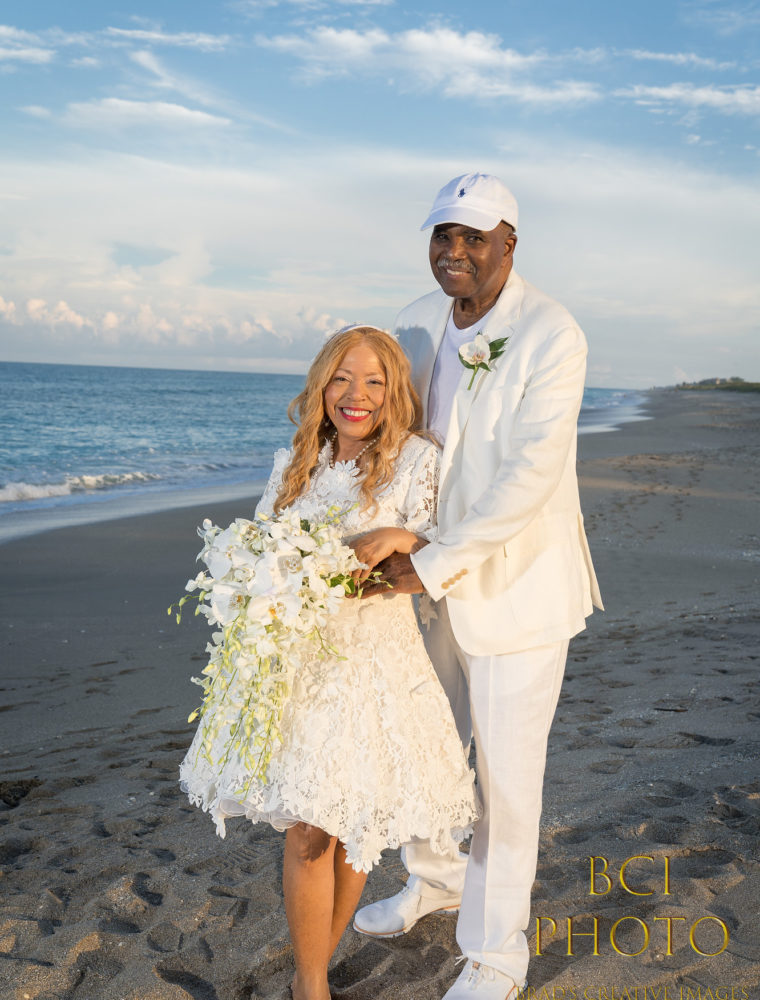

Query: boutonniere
<box><xmin>458</xmin><ymin>332</ymin><xmax>509</xmax><ymax>390</ymax></box>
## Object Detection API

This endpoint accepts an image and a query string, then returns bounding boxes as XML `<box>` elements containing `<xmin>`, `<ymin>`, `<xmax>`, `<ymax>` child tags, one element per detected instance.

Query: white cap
<box><xmin>421</xmin><ymin>172</ymin><xmax>519</xmax><ymax>233</ymax></box>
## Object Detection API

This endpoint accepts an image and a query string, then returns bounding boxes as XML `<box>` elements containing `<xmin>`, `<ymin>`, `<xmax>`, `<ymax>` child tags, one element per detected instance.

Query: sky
<box><xmin>0</xmin><ymin>0</ymin><xmax>758</xmax><ymax>388</ymax></box>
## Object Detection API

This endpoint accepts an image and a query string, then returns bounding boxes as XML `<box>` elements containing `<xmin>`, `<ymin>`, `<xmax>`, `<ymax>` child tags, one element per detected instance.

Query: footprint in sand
<box><xmin>154</xmin><ymin>964</ymin><xmax>221</xmax><ymax>1000</ymax></box>
<box><xmin>678</xmin><ymin>845</ymin><xmax>737</xmax><ymax>879</ymax></box>
<box><xmin>147</xmin><ymin>920</ymin><xmax>184</xmax><ymax>953</ymax></box>
<box><xmin>0</xmin><ymin>778</ymin><xmax>42</xmax><ymax>807</ymax></box>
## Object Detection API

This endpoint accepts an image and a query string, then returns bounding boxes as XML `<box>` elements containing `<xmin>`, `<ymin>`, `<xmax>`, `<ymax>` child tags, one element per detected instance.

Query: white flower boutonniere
<box><xmin>458</xmin><ymin>332</ymin><xmax>509</xmax><ymax>390</ymax></box>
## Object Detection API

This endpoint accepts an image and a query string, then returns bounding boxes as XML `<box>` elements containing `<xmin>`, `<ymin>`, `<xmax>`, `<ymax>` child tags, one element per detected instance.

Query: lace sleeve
<box><xmin>254</xmin><ymin>448</ymin><xmax>291</xmax><ymax>518</ymax></box>
<box><xmin>399</xmin><ymin>439</ymin><xmax>440</xmax><ymax>541</ymax></box>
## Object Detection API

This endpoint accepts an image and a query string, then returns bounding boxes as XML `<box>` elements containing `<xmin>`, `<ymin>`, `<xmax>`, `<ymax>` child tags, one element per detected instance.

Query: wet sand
<box><xmin>1</xmin><ymin>388</ymin><xmax>759</xmax><ymax>999</ymax></box>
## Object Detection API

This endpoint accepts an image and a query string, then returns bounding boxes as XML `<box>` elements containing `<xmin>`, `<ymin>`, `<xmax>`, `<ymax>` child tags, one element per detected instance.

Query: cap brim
<box><xmin>420</xmin><ymin>205</ymin><xmax>513</xmax><ymax>232</ymax></box>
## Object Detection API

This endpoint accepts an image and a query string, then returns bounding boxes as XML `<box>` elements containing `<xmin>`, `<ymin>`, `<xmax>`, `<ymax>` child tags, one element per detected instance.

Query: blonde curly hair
<box><xmin>274</xmin><ymin>326</ymin><xmax>425</xmax><ymax>513</ymax></box>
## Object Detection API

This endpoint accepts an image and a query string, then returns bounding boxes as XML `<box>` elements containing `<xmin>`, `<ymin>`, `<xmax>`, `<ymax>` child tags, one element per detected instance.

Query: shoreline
<box><xmin>0</xmin><ymin>387</ymin><xmax>650</xmax><ymax>546</ymax></box>
<box><xmin>1</xmin><ymin>387</ymin><xmax>759</xmax><ymax>999</ymax></box>
<box><xmin>0</xmin><ymin>477</ymin><xmax>271</xmax><ymax>547</ymax></box>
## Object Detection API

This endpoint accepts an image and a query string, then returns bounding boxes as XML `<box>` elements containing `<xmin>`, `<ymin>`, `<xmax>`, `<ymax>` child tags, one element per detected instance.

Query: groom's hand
<box><xmin>359</xmin><ymin>552</ymin><xmax>425</xmax><ymax>597</ymax></box>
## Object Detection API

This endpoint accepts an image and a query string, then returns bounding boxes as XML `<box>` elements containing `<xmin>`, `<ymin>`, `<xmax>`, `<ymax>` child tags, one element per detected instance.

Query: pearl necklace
<box><xmin>328</xmin><ymin>432</ymin><xmax>375</xmax><ymax>468</ymax></box>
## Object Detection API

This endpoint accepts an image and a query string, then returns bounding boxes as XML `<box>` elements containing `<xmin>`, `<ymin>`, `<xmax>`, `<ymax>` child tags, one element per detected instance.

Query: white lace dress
<box><xmin>179</xmin><ymin>434</ymin><xmax>478</xmax><ymax>872</ymax></box>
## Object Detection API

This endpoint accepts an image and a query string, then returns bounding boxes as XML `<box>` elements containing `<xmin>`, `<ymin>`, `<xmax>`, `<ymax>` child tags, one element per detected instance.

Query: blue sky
<box><xmin>0</xmin><ymin>0</ymin><xmax>758</xmax><ymax>387</ymax></box>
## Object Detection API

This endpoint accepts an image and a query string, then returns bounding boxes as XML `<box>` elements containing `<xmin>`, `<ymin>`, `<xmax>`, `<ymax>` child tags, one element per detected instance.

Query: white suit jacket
<box><xmin>398</xmin><ymin>270</ymin><xmax>603</xmax><ymax>656</ymax></box>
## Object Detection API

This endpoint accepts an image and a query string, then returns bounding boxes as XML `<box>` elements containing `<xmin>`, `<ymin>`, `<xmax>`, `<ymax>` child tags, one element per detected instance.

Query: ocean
<box><xmin>0</xmin><ymin>361</ymin><xmax>648</xmax><ymax>542</ymax></box>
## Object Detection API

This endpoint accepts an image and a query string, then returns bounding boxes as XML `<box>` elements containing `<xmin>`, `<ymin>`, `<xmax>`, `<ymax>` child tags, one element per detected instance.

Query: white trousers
<box><xmin>403</xmin><ymin>599</ymin><xmax>568</xmax><ymax>984</ymax></box>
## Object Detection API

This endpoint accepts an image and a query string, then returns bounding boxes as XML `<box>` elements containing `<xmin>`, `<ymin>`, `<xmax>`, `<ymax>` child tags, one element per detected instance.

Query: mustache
<box><xmin>438</xmin><ymin>258</ymin><xmax>475</xmax><ymax>272</ymax></box>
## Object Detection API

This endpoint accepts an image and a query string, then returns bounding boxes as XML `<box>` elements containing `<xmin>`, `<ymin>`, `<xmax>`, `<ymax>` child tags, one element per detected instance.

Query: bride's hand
<box><xmin>352</xmin><ymin>528</ymin><xmax>422</xmax><ymax>583</ymax></box>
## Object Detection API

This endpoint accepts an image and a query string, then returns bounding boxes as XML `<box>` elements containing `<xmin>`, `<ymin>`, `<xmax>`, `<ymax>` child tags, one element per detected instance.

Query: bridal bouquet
<box><xmin>172</xmin><ymin>507</ymin><xmax>365</xmax><ymax>784</ymax></box>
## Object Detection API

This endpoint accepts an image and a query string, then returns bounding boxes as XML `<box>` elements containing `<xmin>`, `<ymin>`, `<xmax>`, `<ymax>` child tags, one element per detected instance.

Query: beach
<box><xmin>1</xmin><ymin>387</ymin><xmax>759</xmax><ymax>1000</ymax></box>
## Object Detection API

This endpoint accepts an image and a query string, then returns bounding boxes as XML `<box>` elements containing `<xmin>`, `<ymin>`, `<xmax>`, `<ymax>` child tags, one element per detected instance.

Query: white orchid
<box><xmin>172</xmin><ymin>504</ymin><xmax>366</xmax><ymax>782</ymax></box>
<box><xmin>247</xmin><ymin>550</ymin><xmax>280</xmax><ymax>595</ymax></box>
<box><xmin>458</xmin><ymin>330</ymin><xmax>510</xmax><ymax>389</ymax></box>
<box><xmin>208</xmin><ymin>582</ymin><xmax>246</xmax><ymax>625</ymax></box>
<box><xmin>244</xmin><ymin>592</ymin><xmax>275</xmax><ymax>623</ymax></box>
<box><xmin>204</xmin><ymin>526</ymin><xmax>237</xmax><ymax>578</ymax></box>
<box><xmin>459</xmin><ymin>333</ymin><xmax>491</xmax><ymax>367</ymax></box>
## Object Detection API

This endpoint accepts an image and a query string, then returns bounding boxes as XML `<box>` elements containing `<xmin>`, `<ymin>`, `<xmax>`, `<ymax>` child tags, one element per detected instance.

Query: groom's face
<box><xmin>429</xmin><ymin>222</ymin><xmax>516</xmax><ymax>305</ymax></box>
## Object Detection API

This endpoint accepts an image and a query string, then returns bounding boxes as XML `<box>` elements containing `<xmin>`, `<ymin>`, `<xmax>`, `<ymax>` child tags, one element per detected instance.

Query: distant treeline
<box><xmin>676</xmin><ymin>377</ymin><xmax>760</xmax><ymax>393</ymax></box>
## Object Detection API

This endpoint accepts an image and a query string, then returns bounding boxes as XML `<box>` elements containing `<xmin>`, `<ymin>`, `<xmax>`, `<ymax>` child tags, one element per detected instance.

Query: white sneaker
<box><xmin>352</xmin><ymin>882</ymin><xmax>461</xmax><ymax>938</ymax></box>
<box><xmin>443</xmin><ymin>960</ymin><xmax>526</xmax><ymax>1000</ymax></box>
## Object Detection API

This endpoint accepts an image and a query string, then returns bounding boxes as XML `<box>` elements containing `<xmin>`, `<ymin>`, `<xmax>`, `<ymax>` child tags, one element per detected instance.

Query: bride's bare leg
<box><xmin>284</xmin><ymin>826</ymin><xmax>369</xmax><ymax>999</ymax></box>
<box><xmin>283</xmin><ymin>823</ymin><xmax>336</xmax><ymax>1000</ymax></box>
<box><xmin>329</xmin><ymin>840</ymin><xmax>368</xmax><ymax>954</ymax></box>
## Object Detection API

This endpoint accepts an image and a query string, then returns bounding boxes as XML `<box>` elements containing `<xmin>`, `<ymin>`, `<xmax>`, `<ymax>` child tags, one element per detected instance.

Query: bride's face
<box><xmin>323</xmin><ymin>344</ymin><xmax>386</xmax><ymax>452</ymax></box>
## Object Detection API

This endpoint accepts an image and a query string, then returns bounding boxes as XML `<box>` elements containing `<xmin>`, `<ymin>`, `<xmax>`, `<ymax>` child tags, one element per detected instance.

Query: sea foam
<box><xmin>0</xmin><ymin>471</ymin><xmax>160</xmax><ymax>503</ymax></box>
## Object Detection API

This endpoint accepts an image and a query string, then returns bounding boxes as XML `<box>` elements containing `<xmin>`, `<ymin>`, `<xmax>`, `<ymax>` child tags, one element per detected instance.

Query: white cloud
<box><xmin>0</xmin><ymin>295</ymin><xmax>17</xmax><ymax>320</ymax></box>
<box><xmin>130</xmin><ymin>50</ymin><xmax>220</xmax><ymax>109</ymax></box>
<box><xmin>63</xmin><ymin>98</ymin><xmax>232</xmax><ymax>129</ymax></box>
<box><xmin>683</xmin><ymin>0</ymin><xmax>760</xmax><ymax>34</ymax></box>
<box><xmin>259</xmin><ymin>26</ymin><xmax>387</xmax><ymax>67</ymax></box>
<box><xmin>678</xmin><ymin>109</ymin><xmax>701</xmax><ymax>128</ymax></box>
<box><xmin>464</xmin><ymin>78</ymin><xmax>598</xmax><ymax>104</ymax></box>
<box><xmin>491</xmin><ymin>137</ymin><xmax>760</xmax><ymax>342</ymax></box>
<box><xmin>52</xmin><ymin>300</ymin><xmax>87</xmax><ymax>328</ymax></box>
<box><xmin>397</xmin><ymin>27</ymin><xmax>546</xmax><ymax>77</ymax></box>
<box><xmin>128</xmin><ymin>50</ymin><xmax>291</xmax><ymax>132</ymax></box>
<box><xmin>237</xmin><ymin>0</ymin><xmax>392</xmax><ymax>10</ymax></box>
<box><xmin>0</xmin><ymin>139</ymin><xmax>758</xmax><ymax>385</ymax></box>
<box><xmin>620</xmin><ymin>82</ymin><xmax>760</xmax><ymax>116</ymax></box>
<box><xmin>0</xmin><ymin>45</ymin><xmax>53</xmax><ymax>63</ymax></box>
<box><xmin>0</xmin><ymin>24</ymin><xmax>90</xmax><ymax>56</ymax></box>
<box><xmin>563</xmin><ymin>47</ymin><xmax>608</xmax><ymax>65</ymax></box>
<box><xmin>105</xmin><ymin>27</ymin><xmax>231</xmax><ymax>51</ymax></box>
<box><xmin>0</xmin><ymin>21</ymin><xmax>233</xmax><ymax>66</ymax></box>
<box><xmin>25</xmin><ymin>298</ymin><xmax>47</xmax><ymax>321</ymax></box>
<box><xmin>0</xmin><ymin>26</ymin><xmax>42</xmax><ymax>44</ymax></box>
<box><xmin>20</xmin><ymin>105</ymin><xmax>52</xmax><ymax>118</ymax></box>
<box><xmin>0</xmin><ymin>150</ymin><xmax>413</xmax><ymax>361</ymax></box>
<box><xmin>258</xmin><ymin>26</ymin><xmax>600</xmax><ymax>105</ymax></box>
<box><xmin>135</xmin><ymin>303</ymin><xmax>172</xmax><ymax>339</ymax></box>
<box><xmin>627</xmin><ymin>49</ymin><xmax>735</xmax><ymax>70</ymax></box>
<box><xmin>24</xmin><ymin>298</ymin><xmax>89</xmax><ymax>329</ymax></box>
<box><xmin>36</xmin><ymin>28</ymin><xmax>93</xmax><ymax>48</ymax></box>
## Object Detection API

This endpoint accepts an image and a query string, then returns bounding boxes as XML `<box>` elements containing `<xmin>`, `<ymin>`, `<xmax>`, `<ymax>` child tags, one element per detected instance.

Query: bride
<box><xmin>180</xmin><ymin>326</ymin><xmax>478</xmax><ymax>1000</ymax></box>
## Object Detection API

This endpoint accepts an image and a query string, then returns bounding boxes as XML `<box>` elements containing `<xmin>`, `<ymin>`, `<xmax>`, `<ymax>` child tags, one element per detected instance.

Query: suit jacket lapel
<box><xmin>439</xmin><ymin>271</ymin><xmax>525</xmax><ymax>486</ymax></box>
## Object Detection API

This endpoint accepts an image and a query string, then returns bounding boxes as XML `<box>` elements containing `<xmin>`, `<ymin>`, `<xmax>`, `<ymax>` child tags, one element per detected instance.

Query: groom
<box><xmin>356</xmin><ymin>172</ymin><xmax>602</xmax><ymax>998</ymax></box>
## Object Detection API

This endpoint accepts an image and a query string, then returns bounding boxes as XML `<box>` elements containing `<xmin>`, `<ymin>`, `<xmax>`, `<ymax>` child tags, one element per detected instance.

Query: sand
<box><xmin>1</xmin><ymin>388</ymin><xmax>758</xmax><ymax>1000</ymax></box>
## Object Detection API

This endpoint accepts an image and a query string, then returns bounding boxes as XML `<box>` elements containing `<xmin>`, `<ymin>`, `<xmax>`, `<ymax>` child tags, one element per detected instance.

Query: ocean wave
<box><xmin>0</xmin><ymin>481</ymin><xmax>73</xmax><ymax>502</ymax></box>
<box><xmin>0</xmin><ymin>471</ymin><xmax>161</xmax><ymax>503</ymax></box>
<box><xmin>581</xmin><ymin>389</ymin><xmax>644</xmax><ymax>411</ymax></box>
